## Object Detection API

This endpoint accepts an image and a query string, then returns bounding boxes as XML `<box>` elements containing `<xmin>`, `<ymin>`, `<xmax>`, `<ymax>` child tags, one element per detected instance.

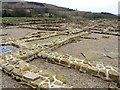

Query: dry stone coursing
<box><xmin>1</xmin><ymin>54</ymin><xmax>70</xmax><ymax>88</ymax></box>
<box><xmin>1</xmin><ymin>35</ymin><xmax>119</xmax><ymax>84</ymax></box>
<box><xmin>1</xmin><ymin>21</ymin><xmax>119</xmax><ymax>88</ymax></box>
<box><xmin>37</xmin><ymin>51</ymin><xmax>119</xmax><ymax>82</ymax></box>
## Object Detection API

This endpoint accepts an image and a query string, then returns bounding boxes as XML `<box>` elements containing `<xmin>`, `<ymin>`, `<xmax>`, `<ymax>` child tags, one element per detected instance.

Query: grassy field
<box><xmin>0</xmin><ymin>17</ymin><xmax>35</xmax><ymax>21</ymax></box>
<box><xmin>0</xmin><ymin>17</ymin><xmax>60</xmax><ymax>21</ymax></box>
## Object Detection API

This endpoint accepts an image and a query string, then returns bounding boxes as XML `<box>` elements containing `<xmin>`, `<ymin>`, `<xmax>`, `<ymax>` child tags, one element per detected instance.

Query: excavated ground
<box><xmin>56</xmin><ymin>33</ymin><xmax>118</xmax><ymax>67</ymax></box>
<box><xmin>29</xmin><ymin>58</ymin><xmax>117</xmax><ymax>88</ymax></box>
<box><xmin>1</xmin><ymin>20</ymin><xmax>119</xmax><ymax>89</ymax></box>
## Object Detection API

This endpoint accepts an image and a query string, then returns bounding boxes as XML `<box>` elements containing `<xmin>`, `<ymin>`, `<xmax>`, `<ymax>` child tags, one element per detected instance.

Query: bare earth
<box><xmin>29</xmin><ymin>58</ymin><xmax>117</xmax><ymax>88</ymax></box>
<box><xmin>56</xmin><ymin>33</ymin><xmax>118</xmax><ymax>67</ymax></box>
<box><xmin>1</xmin><ymin>21</ymin><xmax>119</xmax><ymax>89</ymax></box>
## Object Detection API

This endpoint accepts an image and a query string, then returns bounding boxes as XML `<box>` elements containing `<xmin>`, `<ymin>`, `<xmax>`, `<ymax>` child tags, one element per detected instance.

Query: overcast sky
<box><xmin>2</xmin><ymin>0</ymin><xmax>119</xmax><ymax>14</ymax></box>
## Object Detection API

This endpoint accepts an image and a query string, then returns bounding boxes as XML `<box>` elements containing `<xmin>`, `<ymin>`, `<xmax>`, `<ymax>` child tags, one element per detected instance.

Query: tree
<box><xmin>49</xmin><ymin>13</ymin><xmax>53</xmax><ymax>18</ymax></box>
<box><xmin>2</xmin><ymin>10</ymin><xmax>7</xmax><ymax>17</ymax></box>
<box><xmin>2</xmin><ymin>9</ymin><xmax>12</xmax><ymax>17</ymax></box>
<box><xmin>13</xmin><ymin>8</ymin><xmax>31</xmax><ymax>17</ymax></box>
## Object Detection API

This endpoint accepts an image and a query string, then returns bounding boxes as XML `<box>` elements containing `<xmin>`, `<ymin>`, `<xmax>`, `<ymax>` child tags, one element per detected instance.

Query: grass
<box><xmin>0</xmin><ymin>17</ymin><xmax>59</xmax><ymax>21</ymax></box>
<box><xmin>0</xmin><ymin>17</ymin><xmax>40</xmax><ymax>21</ymax></box>
<box><xmin>0</xmin><ymin>17</ymin><xmax>116</xmax><ymax>22</ymax></box>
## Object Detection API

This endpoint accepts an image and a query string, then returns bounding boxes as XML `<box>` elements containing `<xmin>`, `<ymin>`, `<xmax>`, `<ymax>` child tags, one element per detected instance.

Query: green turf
<box><xmin>0</xmin><ymin>17</ymin><xmax>59</xmax><ymax>21</ymax></box>
<box><xmin>0</xmin><ymin>17</ymin><xmax>39</xmax><ymax>21</ymax></box>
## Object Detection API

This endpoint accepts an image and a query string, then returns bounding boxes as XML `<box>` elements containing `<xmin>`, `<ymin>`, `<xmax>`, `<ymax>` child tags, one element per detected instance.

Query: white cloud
<box><xmin>24</xmin><ymin>0</ymin><xmax>119</xmax><ymax>14</ymax></box>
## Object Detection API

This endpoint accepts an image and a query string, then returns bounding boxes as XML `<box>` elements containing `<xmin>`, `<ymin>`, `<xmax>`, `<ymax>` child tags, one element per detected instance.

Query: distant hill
<box><xmin>1</xmin><ymin>0</ymin><xmax>23</xmax><ymax>2</ymax></box>
<box><xmin>2</xmin><ymin>1</ymin><xmax>117</xmax><ymax>19</ymax></box>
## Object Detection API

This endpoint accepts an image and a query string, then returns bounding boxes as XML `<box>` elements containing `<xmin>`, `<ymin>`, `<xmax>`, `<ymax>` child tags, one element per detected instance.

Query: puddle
<box><xmin>0</xmin><ymin>46</ymin><xmax>17</xmax><ymax>55</ymax></box>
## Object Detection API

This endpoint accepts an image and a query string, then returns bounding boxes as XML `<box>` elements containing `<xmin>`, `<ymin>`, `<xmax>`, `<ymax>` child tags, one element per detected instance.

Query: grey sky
<box><xmin>2</xmin><ymin>0</ymin><xmax>119</xmax><ymax>14</ymax></box>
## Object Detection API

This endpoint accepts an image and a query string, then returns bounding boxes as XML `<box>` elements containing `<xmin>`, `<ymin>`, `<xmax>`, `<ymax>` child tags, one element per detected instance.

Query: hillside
<box><xmin>2</xmin><ymin>1</ymin><xmax>117</xmax><ymax>19</ymax></box>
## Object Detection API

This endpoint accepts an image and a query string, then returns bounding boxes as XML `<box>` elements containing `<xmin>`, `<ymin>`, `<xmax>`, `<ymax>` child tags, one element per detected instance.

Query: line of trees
<box><xmin>2</xmin><ymin>8</ymin><xmax>117</xmax><ymax>19</ymax></box>
<box><xmin>2</xmin><ymin>8</ymin><xmax>32</xmax><ymax>17</ymax></box>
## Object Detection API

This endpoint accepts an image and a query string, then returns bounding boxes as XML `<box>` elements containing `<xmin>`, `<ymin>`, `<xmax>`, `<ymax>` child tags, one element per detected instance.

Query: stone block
<box><xmin>86</xmin><ymin>66</ymin><xmax>98</xmax><ymax>75</ymax></box>
<box><xmin>9</xmin><ymin>58</ymin><xmax>21</xmax><ymax>65</ymax></box>
<box><xmin>41</xmin><ymin>53</ymin><xmax>48</xmax><ymax>59</ymax></box>
<box><xmin>74</xmin><ymin>62</ymin><xmax>82</xmax><ymax>71</ymax></box>
<box><xmin>3</xmin><ymin>64</ymin><xmax>14</xmax><ymax>72</ymax></box>
<box><xmin>12</xmin><ymin>68</ymin><xmax>23</xmax><ymax>78</ymax></box>
<box><xmin>40</xmin><ymin>82</ymin><xmax>49</xmax><ymax>88</ymax></box>
<box><xmin>23</xmin><ymin>72</ymin><xmax>40</xmax><ymax>81</ymax></box>
<box><xmin>53</xmin><ymin>81</ymin><xmax>63</xmax><ymax>86</ymax></box>
<box><xmin>47</xmin><ymin>56</ymin><xmax>54</xmax><ymax>63</ymax></box>
<box><xmin>30</xmin><ymin>78</ymin><xmax>45</xmax><ymax>87</ymax></box>
<box><xmin>53</xmin><ymin>58</ymin><xmax>60</xmax><ymax>64</ymax></box>
<box><xmin>102</xmin><ymin>35</ymin><xmax>110</xmax><ymax>38</ymax></box>
<box><xmin>0</xmin><ymin>59</ymin><xmax>8</xmax><ymax>67</ymax></box>
<box><xmin>22</xmin><ymin>65</ymin><xmax>32</xmax><ymax>71</ymax></box>
<box><xmin>49</xmin><ymin>76</ymin><xmax>54</xmax><ymax>82</ymax></box>
<box><xmin>56</xmin><ymin>75</ymin><xmax>67</xmax><ymax>84</ymax></box>
<box><xmin>16</xmin><ymin>61</ymin><xmax>28</xmax><ymax>69</ymax></box>
<box><xmin>109</xmin><ymin>70</ymin><xmax>119</xmax><ymax>82</ymax></box>
<box><xmin>37</xmin><ymin>52</ymin><xmax>42</xmax><ymax>57</ymax></box>
<box><xmin>80</xmin><ymin>64</ymin><xmax>89</xmax><ymax>72</ymax></box>
<box><xmin>39</xmin><ymin>70</ymin><xmax>54</xmax><ymax>78</ymax></box>
<box><xmin>19</xmin><ymin>55</ymin><xmax>28</xmax><ymax>60</ymax></box>
<box><xmin>60</xmin><ymin>59</ymin><xmax>69</xmax><ymax>66</ymax></box>
<box><xmin>70</xmin><ymin>62</ymin><xmax>76</xmax><ymax>69</ymax></box>
<box><xmin>31</xmin><ymin>66</ymin><xmax>40</xmax><ymax>73</ymax></box>
<box><xmin>99</xmin><ymin>69</ymin><xmax>106</xmax><ymax>77</ymax></box>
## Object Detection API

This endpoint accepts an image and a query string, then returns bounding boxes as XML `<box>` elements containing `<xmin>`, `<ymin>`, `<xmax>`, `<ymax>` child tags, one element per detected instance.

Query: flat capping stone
<box><xmin>3</xmin><ymin>64</ymin><xmax>14</xmax><ymax>72</ymax></box>
<box><xmin>23</xmin><ymin>71</ymin><xmax>40</xmax><ymax>81</ymax></box>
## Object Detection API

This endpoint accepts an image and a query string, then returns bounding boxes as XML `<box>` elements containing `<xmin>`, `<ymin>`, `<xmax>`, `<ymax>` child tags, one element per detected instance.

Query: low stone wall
<box><xmin>20</xmin><ymin>25</ymin><xmax>64</xmax><ymax>31</ymax></box>
<box><xmin>22</xmin><ymin>29</ymin><xmax>86</xmax><ymax>42</ymax></box>
<box><xmin>1</xmin><ymin>26</ymin><xmax>119</xmax><ymax>88</ymax></box>
<box><xmin>2</xmin><ymin>31</ymin><xmax>119</xmax><ymax>83</ymax></box>
<box><xmin>50</xmin><ymin>32</ymin><xmax>90</xmax><ymax>50</ymax></box>
<box><xmin>38</xmin><ymin>51</ymin><xmax>119</xmax><ymax>82</ymax></box>
<box><xmin>1</xmin><ymin>53</ymin><xmax>70</xmax><ymax>88</ymax></box>
<box><xmin>91</xmin><ymin>31</ymin><xmax>120</xmax><ymax>36</ymax></box>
